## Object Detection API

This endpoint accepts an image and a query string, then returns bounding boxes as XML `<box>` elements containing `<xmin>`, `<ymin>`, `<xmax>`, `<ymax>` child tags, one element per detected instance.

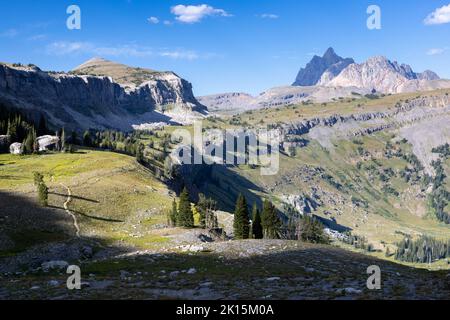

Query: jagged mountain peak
<box><xmin>293</xmin><ymin>48</ymin><xmax>354</xmax><ymax>87</ymax></box>
<box><xmin>326</xmin><ymin>55</ymin><xmax>443</xmax><ymax>93</ymax></box>
<box><xmin>322</xmin><ymin>47</ymin><xmax>339</xmax><ymax>60</ymax></box>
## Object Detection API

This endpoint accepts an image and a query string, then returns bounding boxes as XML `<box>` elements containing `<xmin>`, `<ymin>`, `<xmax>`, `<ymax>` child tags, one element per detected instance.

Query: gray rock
<box><xmin>41</xmin><ymin>260</ymin><xmax>69</xmax><ymax>271</ymax></box>
<box><xmin>187</xmin><ymin>268</ymin><xmax>197</xmax><ymax>275</ymax></box>
<box><xmin>48</xmin><ymin>280</ymin><xmax>60</xmax><ymax>287</ymax></box>
<box><xmin>266</xmin><ymin>277</ymin><xmax>281</xmax><ymax>282</ymax></box>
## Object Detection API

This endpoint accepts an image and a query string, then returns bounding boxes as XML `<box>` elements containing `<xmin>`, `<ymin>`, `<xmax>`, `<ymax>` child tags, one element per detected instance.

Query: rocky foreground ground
<box><xmin>1</xmin><ymin>240</ymin><xmax>449</xmax><ymax>300</ymax></box>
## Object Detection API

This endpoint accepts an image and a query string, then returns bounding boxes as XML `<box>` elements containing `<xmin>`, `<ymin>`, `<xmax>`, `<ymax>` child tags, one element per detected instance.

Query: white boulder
<box><xmin>9</xmin><ymin>142</ymin><xmax>22</xmax><ymax>155</ymax></box>
<box><xmin>37</xmin><ymin>135</ymin><xmax>60</xmax><ymax>151</ymax></box>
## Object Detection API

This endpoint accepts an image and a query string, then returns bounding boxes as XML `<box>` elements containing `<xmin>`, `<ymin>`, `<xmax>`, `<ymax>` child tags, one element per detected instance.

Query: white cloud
<box><xmin>424</xmin><ymin>4</ymin><xmax>450</xmax><ymax>25</ymax></box>
<box><xmin>0</xmin><ymin>29</ymin><xmax>18</xmax><ymax>38</ymax></box>
<box><xmin>45</xmin><ymin>41</ymin><xmax>212</xmax><ymax>61</ymax></box>
<box><xmin>260</xmin><ymin>14</ymin><xmax>279</xmax><ymax>19</ymax></box>
<box><xmin>163</xmin><ymin>20</ymin><xmax>173</xmax><ymax>26</ymax></box>
<box><xmin>46</xmin><ymin>42</ymin><xmax>153</xmax><ymax>57</ymax></box>
<box><xmin>171</xmin><ymin>4</ymin><xmax>231</xmax><ymax>24</ymax></box>
<box><xmin>147</xmin><ymin>17</ymin><xmax>159</xmax><ymax>24</ymax></box>
<box><xmin>427</xmin><ymin>48</ymin><xmax>446</xmax><ymax>55</ymax></box>
<box><xmin>160</xmin><ymin>50</ymin><xmax>199</xmax><ymax>60</ymax></box>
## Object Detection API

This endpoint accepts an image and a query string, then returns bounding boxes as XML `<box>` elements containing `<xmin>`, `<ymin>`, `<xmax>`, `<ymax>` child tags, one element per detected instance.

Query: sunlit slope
<box><xmin>0</xmin><ymin>150</ymin><xmax>173</xmax><ymax>254</ymax></box>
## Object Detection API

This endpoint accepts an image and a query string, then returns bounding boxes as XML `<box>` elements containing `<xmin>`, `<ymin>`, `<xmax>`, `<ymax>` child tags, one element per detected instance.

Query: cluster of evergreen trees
<box><xmin>169</xmin><ymin>187</ymin><xmax>195</xmax><ymax>228</ymax></box>
<box><xmin>342</xmin><ymin>232</ymin><xmax>373</xmax><ymax>251</ymax></box>
<box><xmin>233</xmin><ymin>194</ymin><xmax>281</xmax><ymax>240</ymax></box>
<box><xmin>429</xmin><ymin>145</ymin><xmax>450</xmax><ymax>224</ymax></box>
<box><xmin>0</xmin><ymin>104</ymin><xmax>49</xmax><ymax>154</ymax></box>
<box><xmin>395</xmin><ymin>236</ymin><xmax>450</xmax><ymax>263</ymax></box>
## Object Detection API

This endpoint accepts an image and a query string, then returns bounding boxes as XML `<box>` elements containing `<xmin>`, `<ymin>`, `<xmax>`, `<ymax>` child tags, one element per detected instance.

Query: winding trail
<box><xmin>60</xmin><ymin>183</ymin><xmax>81</xmax><ymax>238</ymax></box>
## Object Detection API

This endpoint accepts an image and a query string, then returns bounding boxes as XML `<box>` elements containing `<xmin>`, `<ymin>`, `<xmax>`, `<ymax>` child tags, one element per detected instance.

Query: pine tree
<box><xmin>197</xmin><ymin>194</ymin><xmax>217</xmax><ymax>229</ymax></box>
<box><xmin>83</xmin><ymin>130</ymin><xmax>92</xmax><ymax>147</ymax></box>
<box><xmin>136</xmin><ymin>143</ymin><xmax>145</xmax><ymax>164</ymax></box>
<box><xmin>71</xmin><ymin>131</ymin><xmax>78</xmax><ymax>145</ymax></box>
<box><xmin>61</xmin><ymin>128</ymin><xmax>66</xmax><ymax>151</ymax></box>
<box><xmin>169</xmin><ymin>198</ymin><xmax>178</xmax><ymax>227</ymax></box>
<box><xmin>261</xmin><ymin>200</ymin><xmax>281</xmax><ymax>239</ymax></box>
<box><xmin>251</xmin><ymin>203</ymin><xmax>263</xmax><ymax>239</ymax></box>
<box><xmin>37</xmin><ymin>114</ymin><xmax>47</xmax><ymax>136</ymax></box>
<box><xmin>22</xmin><ymin>128</ymin><xmax>37</xmax><ymax>154</ymax></box>
<box><xmin>33</xmin><ymin>172</ymin><xmax>44</xmax><ymax>187</ymax></box>
<box><xmin>6</xmin><ymin>120</ymin><xmax>17</xmax><ymax>143</ymax></box>
<box><xmin>297</xmin><ymin>215</ymin><xmax>330</xmax><ymax>244</ymax></box>
<box><xmin>38</xmin><ymin>181</ymin><xmax>48</xmax><ymax>207</ymax></box>
<box><xmin>33</xmin><ymin>172</ymin><xmax>48</xmax><ymax>206</ymax></box>
<box><xmin>177</xmin><ymin>187</ymin><xmax>194</xmax><ymax>228</ymax></box>
<box><xmin>233</xmin><ymin>194</ymin><xmax>250</xmax><ymax>239</ymax></box>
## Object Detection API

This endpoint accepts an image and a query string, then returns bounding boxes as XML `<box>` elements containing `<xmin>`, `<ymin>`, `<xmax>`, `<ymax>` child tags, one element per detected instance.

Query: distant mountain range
<box><xmin>293</xmin><ymin>47</ymin><xmax>443</xmax><ymax>93</ymax></box>
<box><xmin>0</xmin><ymin>58</ymin><xmax>206</xmax><ymax>131</ymax></box>
<box><xmin>201</xmin><ymin>48</ymin><xmax>450</xmax><ymax>114</ymax></box>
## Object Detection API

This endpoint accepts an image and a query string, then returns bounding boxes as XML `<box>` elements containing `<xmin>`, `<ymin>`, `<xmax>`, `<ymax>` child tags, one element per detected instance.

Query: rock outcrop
<box><xmin>0</xmin><ymin>59</ymin><xmax>206</xmax><ymax>131</ymax></box>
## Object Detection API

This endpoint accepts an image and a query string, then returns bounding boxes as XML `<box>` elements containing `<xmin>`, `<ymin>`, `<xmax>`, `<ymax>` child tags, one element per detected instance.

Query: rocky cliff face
<box><xmin>0</xmin><ymin>59</ymin><xmax>206</xmax><ymax>131</ymax></box>
<box><xmin>292</xmin><ymin>49</ymin><xmax>448</xmax><ymax>94</ymax></box>
<box><xmin>293</xmin><ymin>48</ymin><xmax>354</xmax><ymax>86</ymax></box>
<box><xmin>325</xmin><ymin>56</ymin><xmax>447</xmax><ymax>94</ymax></box>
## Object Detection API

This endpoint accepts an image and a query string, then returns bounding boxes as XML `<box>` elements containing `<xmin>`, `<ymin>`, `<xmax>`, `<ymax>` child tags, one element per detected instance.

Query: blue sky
<box><xmin>1</xmin><ymin>0</ymin><xmax>449</xmax><ymax>96</ymax></box>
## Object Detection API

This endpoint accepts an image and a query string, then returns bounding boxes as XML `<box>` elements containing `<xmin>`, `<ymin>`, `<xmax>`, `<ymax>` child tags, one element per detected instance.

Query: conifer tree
<box><xmin>136</xmin><ymin>143</ymin><xmax>145</xmax><ymax>164</ymax></box>
<box><xmin>33</xmin><ymin>171</ymin><xmax>48</xmax><ymax>206</ymax></box>
<box><xmin>197</xmin><ymin>194</ymin><xmax>217</xmax><ymax>229</ymax></box>
<box><xmin>61</xmin><ymin>128</ymin><xmax>66</xmax><ymax>151</ymax></box>
<box><xmin>261</xmin><ymin>200</ymin><xmax>281</xmax><ymax>239</ymax></box>
<box><xmin>37</xmin><ymin>114</ymin><xmax>47</xmax><ymax>136</ymax></box>
<box><xmin>71</xmin><ymin>131</ymin><xmax>78</xmax><ymax>145</ymax></box>
<box><xmin>251</xmin><ymin>203</ymin><xmax>263</xmax><ymax>239</ymax></box>
<box><xmin>83</xmin><ymin>130</ymin><xmax>92</xmax><ymax>147</ymax></box>
<box><xmin>169</xmin><ymin>198</ymin><xmax>178</xmax><ymax>227</ymax></box>
<box><xmin>297</xmin><ymin>215</ymin><xmax>330</xmax><ymax>244</ymax></box>
<box><xmin>233</xmin><ymin>194</ymin><xmax>250</xmax><ymax>239</ymax></box>
<box><xmin>177</xmin><ymin>187</ymin><xmax>194</xmax><ymax>228</ymax></box>
<box><xmin>22</xmin><ymin>128</ymin><xmax>37</xmax><ymax>154</ymax></box>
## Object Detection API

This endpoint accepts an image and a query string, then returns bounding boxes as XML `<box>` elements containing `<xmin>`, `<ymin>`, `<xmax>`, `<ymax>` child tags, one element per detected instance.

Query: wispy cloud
<box><xmin>46</xmin><ymin>42</ymin><xmax>153</xmax><ymax>57</ymax></box>
<box><xmin>259</xmin><ymin>14</ymin><xmax>279</xmax><ymax>19</ymax></box>
<box><xmin>0</xmin><ymin>29</ymin><xmax>19</xmax><ymax>38</ymax></box>
<box><xmin>45</xmin><ymin>41</ymin><xmax>216</xmax><ymax>61</ymax></box>
<box><xmin>160</xmin><ymin>50</ymin><xmax>199</xmax><ymax>60</ymax></box>
<box><xmin>424</xmin><ymin>4</ymin><xmax>450</xmax><ymax>25</ymax></box>
<box><xmin>427</xmin><ymin>48</ymin><xmax>445</xmax><ymax>56</ymax></box>
<box><xmin>147</xmin><ymin>17</ymin><xmax>160</xmax><ymax>24</ymax></box>
<box><xmin>170</xmin><ymin>4</ymin><xmax>232</xmax><ymax>24</ymax></box>
<box><xmin>28</xmin><ymin>34</ymin><xmax>47</xmax><ymax>41</ymax></box>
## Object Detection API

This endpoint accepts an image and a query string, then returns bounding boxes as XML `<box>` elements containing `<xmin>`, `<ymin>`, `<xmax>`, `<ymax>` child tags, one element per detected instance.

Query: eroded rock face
<box><xmin>0</xmin><ymin>60</ymin><xmax>206</xmax><ymax>131</ymax></box>
<box><xmin>325</xmin><ymin>56</ymin><xmax>447</xmax><ymax>94</ymax></box>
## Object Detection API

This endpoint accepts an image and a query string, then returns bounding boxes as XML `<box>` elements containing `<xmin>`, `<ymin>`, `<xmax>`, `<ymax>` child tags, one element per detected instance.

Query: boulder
<box><xmin>37</xmin><ymin>135</ymin><xmax>60</xmax><ymax>151</ymax></box>
<box><xmin>9</xmin><ymin>142</ymin><xmax>22</xmax><ymax>155</ymax></box>
<box><xmin>41</xmin><ymin>260</ymin><xmax>69</xmax><ymax>271</ymax></box>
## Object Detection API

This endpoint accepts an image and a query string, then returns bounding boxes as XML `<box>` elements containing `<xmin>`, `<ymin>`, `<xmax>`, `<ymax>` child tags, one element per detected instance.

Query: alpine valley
<box><xmin>1</xmin><ymin>48</ymin><xmax>450</xmax><ymax>300</ymax></box>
